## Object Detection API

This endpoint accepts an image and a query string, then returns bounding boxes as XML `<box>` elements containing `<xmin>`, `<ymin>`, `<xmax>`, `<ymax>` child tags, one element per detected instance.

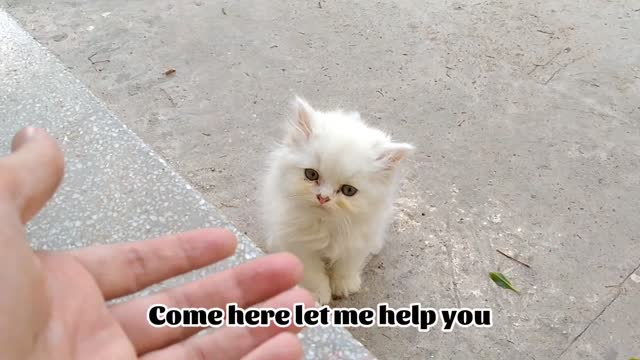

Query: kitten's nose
<box><xmin>316</xmin><ymin>194</ymin><xmax>331</xmax><ymax>205</ymax></box>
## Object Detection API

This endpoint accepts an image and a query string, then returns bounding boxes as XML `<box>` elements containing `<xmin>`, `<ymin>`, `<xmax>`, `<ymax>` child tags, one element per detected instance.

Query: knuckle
<box><xmin>124</xmin><ymin>246</ymin><xmax>149</xmax><ymax>293</ymax></box>
<box><xmin>176</xmin><ymin>235</ymin><xmax>200</xmax><ymax>270</ymax></box>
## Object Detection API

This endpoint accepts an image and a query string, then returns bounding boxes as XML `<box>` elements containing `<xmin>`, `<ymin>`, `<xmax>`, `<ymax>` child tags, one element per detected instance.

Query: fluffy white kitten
<box><xmin>262</xmin><ymin>97</ymin><xmax>413</xmax><ymax>304</ymax></box>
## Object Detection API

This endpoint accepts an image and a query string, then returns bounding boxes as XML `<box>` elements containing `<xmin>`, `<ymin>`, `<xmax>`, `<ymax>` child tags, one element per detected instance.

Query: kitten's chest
<box><xmin>302</xmin><ymin>217</ymin><xmax>343</xmax><ymax>242</ymax></box>
<box><xmin>314</xmin><ymin>219</ymin><xmax>346</xmax><ymax>259</ymax></box>
<box><xmin>296</xmin><ymin>216</ymin><xmax>365</xmax><ymax>257</ymax></box>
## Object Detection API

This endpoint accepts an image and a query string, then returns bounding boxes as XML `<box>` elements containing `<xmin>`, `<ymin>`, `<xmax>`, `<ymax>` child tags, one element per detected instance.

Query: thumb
<box><xmin>0</xmin><ymin>128</ymin><xmax>65</xmax><ymax>223</ymax></box>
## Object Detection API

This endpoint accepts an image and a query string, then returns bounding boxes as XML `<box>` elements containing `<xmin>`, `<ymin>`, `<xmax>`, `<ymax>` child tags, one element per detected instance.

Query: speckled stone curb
<box><xmin>0</xmin><ymin>11</ymin><xmax>374</xmax><ymax>360</ymax></box>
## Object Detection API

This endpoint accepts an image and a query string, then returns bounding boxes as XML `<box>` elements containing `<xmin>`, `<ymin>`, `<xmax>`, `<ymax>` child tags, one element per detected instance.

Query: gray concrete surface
<box><xmin>0</xmin><ymin>10</ymin><xmax>373</xmax><ymax>360</ymax></box>
<box><xmin>2</xmin><ymin>0</ymin><xmax>639</xmax><ymax>359</ymax></box>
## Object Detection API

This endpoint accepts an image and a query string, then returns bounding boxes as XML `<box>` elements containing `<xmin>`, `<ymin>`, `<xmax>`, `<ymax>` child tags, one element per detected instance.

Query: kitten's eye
<box><xmin>304</xmin><ymin>168</ymin><xmax>319</xmax><ymax>181</ymax></box>
<box><xmin>340</xmin><ymin>184</ymin><xmax>358</xmax><ymax>197</ymax></box>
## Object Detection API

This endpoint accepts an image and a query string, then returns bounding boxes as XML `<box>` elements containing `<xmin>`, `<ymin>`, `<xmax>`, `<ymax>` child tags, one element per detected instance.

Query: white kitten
<box><xmin>262</xmin><ymin>97</ymin><xmax>413</xmax><ymax>305</ymax></box>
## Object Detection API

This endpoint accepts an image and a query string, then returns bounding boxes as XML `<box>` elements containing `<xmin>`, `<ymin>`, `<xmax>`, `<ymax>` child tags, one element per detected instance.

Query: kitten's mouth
<box><xmin>316</xmin><ymin>194</ymin><xmax>331</xmax><ymax>205</ymax></box>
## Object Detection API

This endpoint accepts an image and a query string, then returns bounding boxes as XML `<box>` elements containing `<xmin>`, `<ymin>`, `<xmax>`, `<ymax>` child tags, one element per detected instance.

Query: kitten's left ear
<box><xmin>376</xmin><ymin>142</ymin><xmax>415</xmax><ymax>170</ymax></box>
<box><xmin>286</xmin><ymin>96</ymin><xmax>315</xmax><ymax>145</ymax></box>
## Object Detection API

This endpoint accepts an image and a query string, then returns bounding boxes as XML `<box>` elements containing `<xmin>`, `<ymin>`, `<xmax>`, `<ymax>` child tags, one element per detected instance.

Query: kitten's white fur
<box><xmin>262</xmin><ymin>97</ymin><xmax>413</xmax><ymax>304</ymax></box>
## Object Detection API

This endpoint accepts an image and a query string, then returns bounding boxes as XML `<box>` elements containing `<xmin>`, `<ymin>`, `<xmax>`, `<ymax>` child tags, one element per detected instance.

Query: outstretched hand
<box><xmin>0</xmin><ymin>128</ymin><xmax>313</xmax><ymax>360</ymax></box>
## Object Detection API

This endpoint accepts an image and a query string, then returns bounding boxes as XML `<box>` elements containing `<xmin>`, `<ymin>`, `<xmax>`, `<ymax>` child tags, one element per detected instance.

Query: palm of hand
<box><xmin>0</xmin><ymin>128</ymin><xmax>312</xmax><ymax>360</ymax></box>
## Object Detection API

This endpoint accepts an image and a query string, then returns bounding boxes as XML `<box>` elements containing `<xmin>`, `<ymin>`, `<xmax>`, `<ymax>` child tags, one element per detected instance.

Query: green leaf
<box><xmin>489</xmin><ymin>272</ymin><xmax>520</xmax><ymax>294</ymax></box>
<box><xmin>629</xmin><ymin>358</ymin><xmax>639</xmax><ymax>360</ymax></box>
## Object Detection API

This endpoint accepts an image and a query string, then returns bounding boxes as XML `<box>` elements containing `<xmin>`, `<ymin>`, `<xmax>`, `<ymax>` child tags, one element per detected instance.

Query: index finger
<box><xmin>64</xmin><ymin>228</ymin><xmax>237</xmax><ymax>300</ymax></box>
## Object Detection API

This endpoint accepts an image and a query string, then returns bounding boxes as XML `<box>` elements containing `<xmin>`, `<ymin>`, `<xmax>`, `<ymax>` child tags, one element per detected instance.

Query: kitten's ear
<box><xmin>376</xmin><ymin>142</ymin><xmax>414</xmax><ymax>170</ymax></box>
<box><xmin>286</xmin><ymin>96</ymin><xmax>314</xmax><ymax>145</ymax></box>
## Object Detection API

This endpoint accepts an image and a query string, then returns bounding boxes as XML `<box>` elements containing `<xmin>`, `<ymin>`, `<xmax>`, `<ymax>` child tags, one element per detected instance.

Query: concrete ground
<box><xmin>1</xmin><ymin>11</ymin><xmax>372</xmax><ymax>359</ymax></box>
<box><xmin>2</xmin><ymin>0</ymin><xmax>639</xmax><ymax>359</ymax></box>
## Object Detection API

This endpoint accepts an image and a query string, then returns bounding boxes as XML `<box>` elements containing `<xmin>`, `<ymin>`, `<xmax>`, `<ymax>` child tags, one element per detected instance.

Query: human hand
<box><xmin>0</xmin><ymin>128</ymin><xmax>313</xmax><ymax>360</ymax></box>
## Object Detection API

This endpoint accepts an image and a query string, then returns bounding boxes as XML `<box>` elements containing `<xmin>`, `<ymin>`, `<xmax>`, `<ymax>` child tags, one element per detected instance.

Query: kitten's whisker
<box><xmin>286</xmin><ymin>194</ymin><xmax>307</xmax><ymax>199</ymax></box>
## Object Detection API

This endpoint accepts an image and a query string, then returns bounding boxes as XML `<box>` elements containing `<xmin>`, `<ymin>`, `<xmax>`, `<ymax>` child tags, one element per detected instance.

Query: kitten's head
<box><xmin>274</xmin><ymin>97</ymin><xmax>414</xmax><ymax>217</ymax></box>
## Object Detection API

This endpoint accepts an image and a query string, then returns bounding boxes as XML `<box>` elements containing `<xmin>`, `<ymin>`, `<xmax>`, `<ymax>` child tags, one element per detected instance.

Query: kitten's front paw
<box><xmin>312</xmin><ymin>287</ymin><xmax>332</xmax><ymax>305</ymax></box>
<box><xmin>331</xmin><ymin>272</ymin><xmax>362</xmax><ymax>298</ymax></box>
<box><xmin>303</xmin><ymin>276</ymin><xmax>332</xmax><ymax>305</ymax></box>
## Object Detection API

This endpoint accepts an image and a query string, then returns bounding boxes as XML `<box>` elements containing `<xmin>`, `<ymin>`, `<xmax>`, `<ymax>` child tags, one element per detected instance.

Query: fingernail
<box><xmin>11</xmin><ymin>127</ymin><xmax>42</xmax><ymax>151</ymax></box>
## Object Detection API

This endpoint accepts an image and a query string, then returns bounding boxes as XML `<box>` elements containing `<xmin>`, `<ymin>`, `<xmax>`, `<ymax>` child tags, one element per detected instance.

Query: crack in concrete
<box><xmin>544</xmin><ymin>55</ymin><xmax>587</xmax><ymax>85</ymax></box>
<box><xmin>160</xmin><ymin>88</ymin><xmax>177</xmax><ymax>107</ymax></box>
<box><xmin>556</xmin><ymin>260</ymin><xmax>640</xmax><ymax>359</ymax></box>
<box><xmin>528</xmin><ymin>48</ymin><xmax>564</xmax><ymax>75</ymax></box>
<box><xmin>443</xmin><ymin>217</ymin><xmax>462</xmax><ymax>308</ymax></box>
